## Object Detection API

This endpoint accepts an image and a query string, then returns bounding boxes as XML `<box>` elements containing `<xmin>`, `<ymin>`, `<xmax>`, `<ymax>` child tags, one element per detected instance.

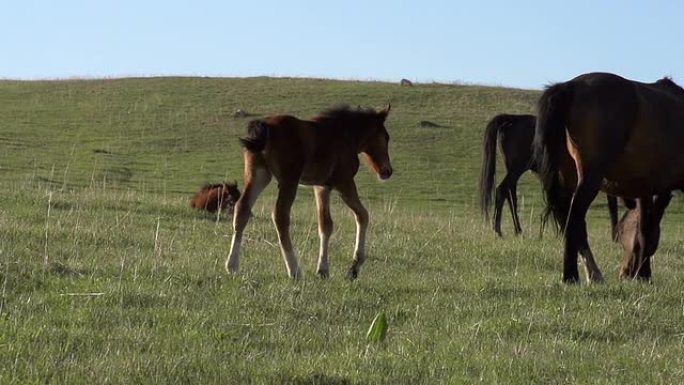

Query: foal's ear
<box><xmin>379</xmin><ymin>103</ymin><xmax>391</xmax><ymax>120</ymax></box>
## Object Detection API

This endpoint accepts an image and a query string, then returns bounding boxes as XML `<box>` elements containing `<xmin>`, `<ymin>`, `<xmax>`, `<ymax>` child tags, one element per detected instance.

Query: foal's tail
<box><xmin>479</xmin><ymin>114</ymin><xmax>508</xmax><ymax>218</ymax></box>
<box><xmin>239</xmin><ymin>120</ymin><xmax>269</xmax><ymax>153</ymax></box>
<box><xmin>533</xmin><ymin>82</ymin><xmax>574</xmax><ymax>231</ymax></box>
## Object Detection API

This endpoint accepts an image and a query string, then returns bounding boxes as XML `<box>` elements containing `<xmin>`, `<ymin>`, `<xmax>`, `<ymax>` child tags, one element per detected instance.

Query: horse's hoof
<box><xmin>317</xmin><ymin>269</ymin><xmax>329</xmax><ymax>279</ymax></box>
<box><xmin>588</xmin><ymin>274</ymin><xmax>604</xmax><ymax>284</ymax></box>
<box><xmin>562</xmin><ymin>275</ymin><xmax>580</xmax><ymax>284</ymax></box>
<box><xmin>635</xmin><ymin>275</ymin><xmax>652</xmax><ymax>283</ymax></box>
<box><xmin>289</xmin><ymin>269</ymin><xmax>302</xmax><ymax>280</ymax></box>
<box><xmin>225</xmin><ymin>262</ymin><xmax>239</xmax><ymax>274</ymax></box>
<box><xmin>618</xmin><ymin>269</ymin><xmax>632</xmax><ymax>280</ymax></box>
<box><xmin>346</xmin><ymin>268</ymin><xmax>358</xmax><ymax>281</ymax></box>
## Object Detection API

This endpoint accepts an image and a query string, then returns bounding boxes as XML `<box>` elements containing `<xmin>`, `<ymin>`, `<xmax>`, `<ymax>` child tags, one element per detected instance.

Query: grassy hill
<box><xmin>1</xmin><ymin>77</ymin><xmax>683</xmax><ymax>384</ymax></box>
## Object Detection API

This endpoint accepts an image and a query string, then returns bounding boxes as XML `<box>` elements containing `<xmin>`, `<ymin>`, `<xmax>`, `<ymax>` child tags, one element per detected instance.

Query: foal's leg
<box><xmin>337</xmin><ymin>182</ymin><xmax>369</xmax><ymax>280</ymax></box>
<box><xmin>563</xmin><ymin>172</ymin><xmax>603</xmax><ymax>283</ymax></box>
<box><xmin>314</xmin><ymin>186</ymin><xmax>333</xmax><ymax>278</ymax></box>
<box><xmin>226</xmin><ymin>158</ymin><xmax>272</xmax><ymax>274</ymax></box>
<box><xmin>272</xmin><ymin>182</ymin><xmax>301</xmax><ymax>279</ymax></box>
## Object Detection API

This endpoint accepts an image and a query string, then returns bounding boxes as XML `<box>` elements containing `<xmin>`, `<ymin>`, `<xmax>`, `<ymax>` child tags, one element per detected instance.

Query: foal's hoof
<box><xmin>288</xmin><ymin>268</ymin><xmax>302</xmax><ymax>280</ymax></box>
<box><xmin>346</xmin><ymin>267</ymin><xmax>358</xmax><ymax>281</ymax></box>
<box><xmin>317</xmin><ymin>269</ymin><xmax>329</xmax><ymax>279</ymax></box>
<box><xmin>225</xmin><ymin>261</ymin><xmax>239</xmax><ymax>274</ymax></box>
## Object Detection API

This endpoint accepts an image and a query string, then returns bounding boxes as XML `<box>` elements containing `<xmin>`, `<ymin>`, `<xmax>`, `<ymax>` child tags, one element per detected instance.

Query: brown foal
<box><xmin>226</xmin><ymin>105</ymin><xmax>393</xmax><ymax>279</ymax></box>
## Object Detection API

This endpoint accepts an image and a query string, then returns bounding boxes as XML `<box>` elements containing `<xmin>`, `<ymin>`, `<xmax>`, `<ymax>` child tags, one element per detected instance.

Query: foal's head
<box><xmin>316</xmin><ymin>104</ymin><xmax>394</xmax><ymax>180</ymax></box>
<box><xmin>361</xmin><ymin>104</ymin><xmax>393</xmax><ymax>180</ymax></box>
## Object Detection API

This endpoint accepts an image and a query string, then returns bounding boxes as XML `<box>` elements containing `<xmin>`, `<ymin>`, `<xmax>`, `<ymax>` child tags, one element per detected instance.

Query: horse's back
<box><xmin>564</xmin><ymin>73</ymin><xmax>684</xmax><ymax>195</ymax></box>
<box><xmin>257</xmin><ymin>114</ymin><xmax>347</xmax><ymax>184</ymax></box>
<box><xmin>497</xmin><ymin>114</ymin><xmax>536</xmax><ymax>169</ymax></box>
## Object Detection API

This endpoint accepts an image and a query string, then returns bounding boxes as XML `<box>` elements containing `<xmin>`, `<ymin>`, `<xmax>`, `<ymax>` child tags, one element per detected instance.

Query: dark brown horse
<box><xmin>479</xmin><ymin>113</ymin><xmax>619</xmax><ymax>237</ymax></box>
<box><xmin>226</xmin><ymin>105</ymin><xmax>393</xmax><ymax>279</ymax></box>
<box><xmin>534</xmin><ymin>72</ymin><xmax>684</xmax><ymax>283</ymax></box>
<box><xmin>190</xmin><ymin>181</ymin><xmax>241</xmax><ymax>214</ymax></box>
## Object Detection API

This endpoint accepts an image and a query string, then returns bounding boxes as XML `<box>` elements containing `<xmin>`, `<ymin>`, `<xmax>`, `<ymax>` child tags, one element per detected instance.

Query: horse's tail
<box><xmin>239</xmin><ymin>120</ymin><xmax>269</xmax><ymax>153</ymax></box>
<box><xmin>479</xmin><ymin>114</ymin><xmax>508</xmax><ymax>218</ymax></box>
<box><xmin>533</xmin><ymin>82</ymin><xmax>574</xmax><ymax>231</ymax></box>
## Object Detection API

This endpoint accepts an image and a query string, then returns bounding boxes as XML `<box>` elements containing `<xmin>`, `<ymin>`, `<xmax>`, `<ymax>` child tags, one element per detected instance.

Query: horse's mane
<box><xmin>312</xmin><ymin>105</ymin><xmax>384</xmax><ymax>142</ymax></box>
<box><xmin>654</xmin><ymin>77</ymin><xmax>684</xmax><ymax>96</ymax></box>
<box><xmin>314</xmin><ymin>105</ymin><xmax>382</xmax><ymax>124</ymax></box>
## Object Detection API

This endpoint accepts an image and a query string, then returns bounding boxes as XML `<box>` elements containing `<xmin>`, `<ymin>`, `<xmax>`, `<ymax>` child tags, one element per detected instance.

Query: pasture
<box><xmin>1</xmin><ymin>77</ymin><xmax>684</xmax><ymax>384</ymax></box>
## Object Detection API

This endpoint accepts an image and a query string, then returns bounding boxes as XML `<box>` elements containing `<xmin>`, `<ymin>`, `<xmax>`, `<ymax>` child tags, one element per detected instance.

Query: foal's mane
<box><xmin>312</xmin><ymin>105</ymin><xmax>384</xmax><ymax>141</ymax></box>
<box><xmin>314</xmin><ymin>105</ymin><xmax>381</xmax><ymax>124</ymax></box>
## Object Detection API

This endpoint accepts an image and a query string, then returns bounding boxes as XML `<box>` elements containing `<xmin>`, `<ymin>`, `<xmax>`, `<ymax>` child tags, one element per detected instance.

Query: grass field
<box><xmin>1</xmin><ymin>77</ymin><xmax>684</xmax><ymax>384</ymax></box>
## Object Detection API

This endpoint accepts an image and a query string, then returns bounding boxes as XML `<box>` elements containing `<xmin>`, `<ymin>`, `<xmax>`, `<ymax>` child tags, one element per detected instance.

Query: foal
<box><xmin>190</xmin><ymin>181</ymin><xmax>241</xmax><ymax>214</ymax></box>
<box><xmin>226</xmin><ymin>105</ymin><xmax>393</xmax><ymax>279</ymax></box>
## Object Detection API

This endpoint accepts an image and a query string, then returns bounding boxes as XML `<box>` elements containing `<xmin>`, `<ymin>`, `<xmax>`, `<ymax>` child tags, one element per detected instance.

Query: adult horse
<box><xmin>479</xmin><ymin>113</ymin><xmax>619</xmax><ymax>237</ymax></box>
<box><xmin>533</xmin><ymin>72</ymin><xmax>684</xmax><ymax>283</ymax></box>
<box><xmin>226</xmin><ymin>105</ymin><xmax>393</xmax><ymax>280</ymax></box>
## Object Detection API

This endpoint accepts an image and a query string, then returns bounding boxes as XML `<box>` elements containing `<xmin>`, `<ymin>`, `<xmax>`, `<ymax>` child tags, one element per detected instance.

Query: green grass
<box><xmin>1</xmin><ymin>77</ymin><xmax>683</xmax><ymax>384</ymax></box>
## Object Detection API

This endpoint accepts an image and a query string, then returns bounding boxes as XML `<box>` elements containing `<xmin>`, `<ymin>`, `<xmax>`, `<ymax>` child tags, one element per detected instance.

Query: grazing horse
<box><xmin>226</xmin><ymin>105</ymin><xmax>393</xmax><ymax>279</ymax></box>
<box><xmin>190</xmin><ymin>182</ymin><xmax>241</xmax><ymax>214</ymax></box>
<box><xmin>615</xmin><ymin>194</ymin><xmax>672</xmax><ymax>280</ymax></box>
<box><xmin>479</xmin><ymin>113</ymin><xmax>619</xmax><ymax>237</ymax></box>
<box><xmin>533</xmin><ymin>72</ymin><xmax>684</xmax><ymax>283</ymax></box>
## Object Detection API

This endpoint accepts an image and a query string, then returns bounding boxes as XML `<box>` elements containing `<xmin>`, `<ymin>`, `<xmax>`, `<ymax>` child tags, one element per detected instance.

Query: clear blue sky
<box><xmin>2</xmin><ymin>0</ymin><xmax>682</xmax><ymax>89</ymax></box>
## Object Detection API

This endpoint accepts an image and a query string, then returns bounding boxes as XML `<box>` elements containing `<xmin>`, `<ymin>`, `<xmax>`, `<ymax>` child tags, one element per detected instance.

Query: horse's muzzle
<box><xmin>379</xmin><ymin>166</ymin><xmax>393</xmax><ymax>180</ymax></box>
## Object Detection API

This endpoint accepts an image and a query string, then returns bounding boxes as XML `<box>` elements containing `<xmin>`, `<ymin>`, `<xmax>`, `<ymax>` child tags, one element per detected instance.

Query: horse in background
<box><xmin>226</xmin><ymin>105</ymin><xmax>393</xmax><ymax>280</ymax></box>
<box><xmin>479</xmin><ymin>113</ymin><xmax>618</xmax><ymax>237</ymax></box>
<box><xmin>534</xmin><ymin>72</ymin><xmax>684</xmax><ymax>283</ymax></box>
<box><xmin>190</xmin><ymin>181</ymin><xmax>241</xmax><ymax>215</ymax></box>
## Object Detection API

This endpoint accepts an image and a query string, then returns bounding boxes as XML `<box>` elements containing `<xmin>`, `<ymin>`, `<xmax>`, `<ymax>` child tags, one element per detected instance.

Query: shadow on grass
<box><xmin>275</xmin><ymin>373</ymin><xmax>360</xmax><ymax>385</ymax></box>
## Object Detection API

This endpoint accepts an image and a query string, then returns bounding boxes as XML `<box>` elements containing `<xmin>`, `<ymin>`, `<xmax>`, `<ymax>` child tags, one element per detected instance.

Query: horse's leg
<box><xmin>634</xmin><ymin>197</ymin><xmax>654</xmax><ymax>280</ymax></box>
<box><xmin>645</xmin><ymin>193</ymin><xmax>672</xmax><ymax>257</ymax></box>
<box><xmin>336</xmin><ymin>181</ymin><xmax>369</xmax><ymax>280</ymax></box>
<box><xmin>508</xmin><ymin>175</ymin><xmax>523</xmax><ymax>235</ymax></box>
<box><xmin>272</xmin><ymin>182</ymin><xmax>301</xmax><ymax>279</ymax></box>
<box><xmin>314</xmin><ymin>186</ymin><xmax>333</xmax><ymax>278</ymax></box>
<box><xmin>607</xmin><ymin>195</ymin><xmax>618</xmax><ymax>241</ymax></box>
<box><xmin>619</xmin><ymin>197</ymin><xmax>653</xmax><ymax>280</ymax></box>
<box><xmin>563</xmin><ymin>172</ymin><xmax>603</xmax><ymax>283</ymax></box>
<box><xmin>226</xmin><ymin>157</ymin><xmax>272</xmax><ymax>274</ymax></box>
<box><xmin>631</xmin><ymin>193</ymin><xmax>672</xmax><ymax>280</ymax></box>
<box><xmin>578</xmin><ymin>238</ymin><xmax>604</xmax><ymax>283</ymax></box>
<box><xmin>493</xmin><ymin>175</ymin><xmax>511</xmax><ymax>237</ymax></box>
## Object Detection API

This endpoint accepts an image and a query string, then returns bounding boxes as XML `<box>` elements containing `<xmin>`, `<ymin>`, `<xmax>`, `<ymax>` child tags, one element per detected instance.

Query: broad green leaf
<box><xmin>366</xmin><ymin>312</ymin><xmax>388</xmax><ymax>343</ymax></box>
